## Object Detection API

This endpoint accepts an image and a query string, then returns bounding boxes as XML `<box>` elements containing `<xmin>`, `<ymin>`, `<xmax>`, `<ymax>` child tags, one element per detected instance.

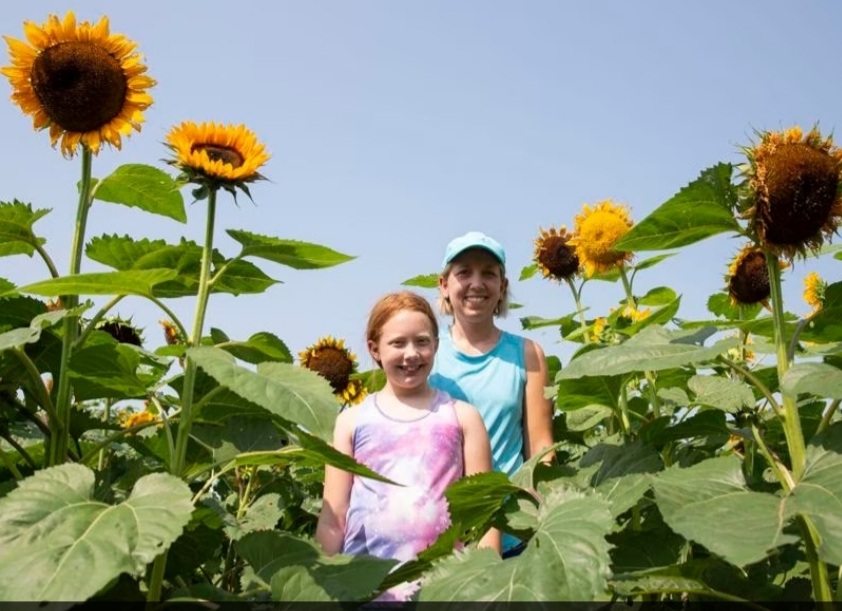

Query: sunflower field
<box><xmin>2</xmin><ymin>10</ymin><xmax>842</xmax><ymax>606</ymax></box>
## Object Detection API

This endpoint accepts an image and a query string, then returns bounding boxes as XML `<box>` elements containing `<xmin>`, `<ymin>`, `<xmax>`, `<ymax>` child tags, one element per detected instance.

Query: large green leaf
<box><xmin>688</xmin><ymin>375</ymin><xmax>757</xmax><ymax>413</ymax></box>
<box><xmin>615</xmin><ymin>163</ymin><xmax>740</xmax><ymax>251</ymax></box>
<box><xmin>93</xmin><ymin>164</ymin><xmax>186</xmax><ymax>222</ymax></box>
<box><xmin>68</xmin><ymin>342</ymin><xmax>152</xmax><ymax>400</ymax></box>
<box><xmin>558</xmin><ymin>325</ymin><xmax>738</xmax><ymax>380</ymax></box>
<box><xmin>420</xmin><ymin>488</ymin><xmax>613</xmax><ymax>601</ymax></box>
<box><xmin>189</xmin><ymin>346</ymin><xmax>337</xmax><ymax>440</ymax></box>
<box><xmin>0</xmin><ymin>200</ymin><xmax>49</xmax><ymax>257</ymax></box>
<box><xmin>0</xmin><ymin>464</ymin><xmax>192</xmax><ymax>601</ymax></box>
<box><xmin>652</xmin><ymin>455</ymin><xmax>796</xmax><ymax>566</ymax></box>
<box><xmin>781</xmin><ymin>362</ymin><xmax>842</xmax><ymax>400</ymax></box>
<box><xmin>640</xmin><ymin>410</ymin><xmax>730</xmax><ymax>446</ymax></box>
<box><xmin>799</xmin><ymin>306</ymin><xmax>842</xmax><ymax>343</ymax></box>
<box><xmin>15</xmin><ymin>269</ymin><xmax>177</xmax><ymax>298</ymax></box>
<box><xmin>217</xmin><ymin>331</ymin><xmax>293</xmax><ymax>364</ymax></box>
<box><xmin>237</xmin><ymin>531</ymin><xmax>396</xmax><ymax>600</ymax></box>
<box><xmin>227</xmin><ymin>230</ymin><xmax>354</xmax><ymax>269</ymax></box>
<box><xmin>0</xmin><ymin>310</ymin><xmax>68</xmax><ymax>352</ymax></box>
<box><xmin>582</xmin><ymin>441</ymin><xmax>662</xmax><ymax>517</ymax></box>
<box><xmin>784</xmin><ymin>423</ymin><xmax>842</xmax><ymax>565</ymax></box>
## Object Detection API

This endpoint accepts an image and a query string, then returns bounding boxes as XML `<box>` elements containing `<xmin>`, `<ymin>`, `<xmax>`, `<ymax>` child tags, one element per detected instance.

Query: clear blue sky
<box><xmin>2</xmin><ymin>1</ymin><xmax>840</xmax><ymax>369</ymax></box>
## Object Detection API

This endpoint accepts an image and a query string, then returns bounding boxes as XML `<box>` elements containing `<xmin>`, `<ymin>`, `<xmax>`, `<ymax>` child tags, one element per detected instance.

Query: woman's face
<box><xmin>439</xmin><ymin>248</ymin><xmax>506</xmax><ymax>322</ymax></box>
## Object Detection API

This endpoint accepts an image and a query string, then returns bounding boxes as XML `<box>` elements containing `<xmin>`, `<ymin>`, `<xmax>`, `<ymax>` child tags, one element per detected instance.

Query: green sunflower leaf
<box><xmin>0</xmin><ymin>278</ymin><xmax>15</xmax><ymax>294</ymax></box>
<box><xmin>419</xmin><ymin>489</ymin><xmax>613</xmax><ymax>601</ymax></box>
<box><xmin>68</xmin><ymin>342</ymin><xmax>151</xmax><ymax>400</ymax></box>
<box><xmin>402</xmin><ymin>273</ymin><xmax>439</xmax><ymax>288</ymax></box>
<box><xmin>189</xmin><ymin>346</ymin><xmax>337</xmax><ymax>441</ymax></box>
<box><xmin>227</xmin><ymin>230</ymin><xmax>355</xmax><ymax>269</ymax></box>
<box><xmin>784</xmin><ymin>423</ymin><xmax>842</xmax><ymax>565</ymax></box>
<box><xmin>652</xmin><ymin>455</ymin><xmax>796</xmax><ymax>567</ymax></box>
<box><xmin>519</xmin><ymin>264</ymin><xmax>539</xmax><ymax>280</ymax></box>
<box><xmin>615</xmin><ymin>163</ymin><xmax>741</xmax><ymax>252</ymax></box>
<box><xmin>557</xmin><ymin>325</ymin><xmax>738</xmax><ymax>379</ymax></box>
<box><xmin>218</xmin><ymin>332</ymin><xmax>293</xmax><ymax>364</ymax></box>
<box><xmin>93</xmin><ymin>164</ymin><xmax>186</xmax><ymax>222</ymax></box>
<box><xmin>0</xmin><ymin>310</ymin><xmax>69</xmax><ymax>352</ymax></box>
<box><xmin>780</xmin><ymin>362</ymin><xmax>842</xmax><ymax>400</ymax></box>
<box><xmin>688</xmin><ymin>374</ymin><xmax>757</xmax><ymax>412</ymax></box>
<box><xmin>0</xmin><ymin>464</ymin><xmax>192</xmax><ymax>601</ymax></box>
<box><xmin>14</xmin><ymin>269</ymin><xmax>178</xmax><ymax>298</ymax></box>
<box><xmin>0</xmin><ymin>200</ymin><xmax>49</xmax><ymax>258</ymax></box>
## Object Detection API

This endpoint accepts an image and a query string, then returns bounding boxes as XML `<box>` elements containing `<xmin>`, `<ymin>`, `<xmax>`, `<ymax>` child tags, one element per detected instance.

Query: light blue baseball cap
<box><xmin>442</xmin><ymin>231</ymin><xmax>506</xmax><ymax>268</ymax></box>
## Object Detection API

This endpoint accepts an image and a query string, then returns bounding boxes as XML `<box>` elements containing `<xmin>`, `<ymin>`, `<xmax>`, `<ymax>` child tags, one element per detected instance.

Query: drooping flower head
<box><xmin>2</xmin><ymin>11</ymin><xmax>155</xmax><ymax>156</ymax></box>
<box><xmin>803</xmin><ymin>271</ymin><xmax>826</xmax><ymax>312</ymax></box>
<box><xmin>569</xmin><ymin>199</ymin><xmax>634</xmax><ymax>277</ymax></box>
<box><xmin>165</xmin><ymin>121</ymin><xmax>270</xmax><ymax>199</ymax></box>
<box><xmin>727</xmin><ymin>245</ymin><xmax>772</xmax><ymax>306</ymax></box>
<box><xmin>533</xmin><ymin>225</ymin><xmax>580</xmax><ymax>281</ymax></box>
<box><xmin>740</xmin><ymin>126</ymin><xmax>842</xmax><ymax>260</ymax></box>
<box><xmin>120</xmin><ymin>407</ymin><xmax>159</xmax><ymax>430</ymax></box>
<box><xmin>159</xmin><ymin>319</ymin><xmax>182</xmax><ymax>346</ymax></box>
<box><xmin>299</xmin><ymin>336</ymin><xmax>366</xmax><ymax>406</ymax></box>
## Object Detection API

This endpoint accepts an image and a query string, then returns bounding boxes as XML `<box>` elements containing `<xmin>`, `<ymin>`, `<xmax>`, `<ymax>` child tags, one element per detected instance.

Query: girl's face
<box><xmin>439</xmin><ymin>249</ymin><xmax>506</xmax><ymax>321</ymax></box>
<box><xmin>368</xmin><ymin>309</ymin><xmax>438</xmax><ymax>392</ymax></box>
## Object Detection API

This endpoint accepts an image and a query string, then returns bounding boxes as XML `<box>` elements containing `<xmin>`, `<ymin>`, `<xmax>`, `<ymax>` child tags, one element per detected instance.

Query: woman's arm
<box><xmin>456</xmin><ymin>401</ymin><xmax>501</xmax><ymax>554</ymax></box>
<box><xmin>314</xmin><ymin>408</ymin><xmax>356</xmax><ymax>555</ymax></box>
<box><xmin>522</xmin><ymin>338</ymin><xmax>555</xmax><ymax>464</ymax></box>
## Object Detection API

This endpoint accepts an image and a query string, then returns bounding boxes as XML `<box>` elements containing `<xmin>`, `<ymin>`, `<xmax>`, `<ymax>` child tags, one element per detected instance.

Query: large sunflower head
<box><xmin>569</xmin><ymin>199</ymin><xmax>635</xmax><ymax>277</ymax></box>
<box><xmin>803</xmin><ymin>271</ymin><xmax>826</xmax><ymax>313</ymax></box>
<box><xmin>740</xmin><ymin>126</ymin><xmax>842</xmax><ymax>260</ymax></box>
<box><xmin>299</xmin><ymin>336</ymin><xmax>366</xmax><ymax>406</ymax></box>
<box><xmin>165</xmin><ymin>121</ymin><xmax>270</xmax><ymax>199</ymax></box>
<box><xmin>727</xmin><ymin>245</ymin><xmax>771</xmax><ymax>306</ymax></box>
<box><xmin>2</xmin><ymin>11</ymin><xmax>154</xmax><ymax>156</ymax></box>
<box><xmin>533</xmin><ymin>225</ymin><xmax>580</xmax><ymax>281</ymax></box>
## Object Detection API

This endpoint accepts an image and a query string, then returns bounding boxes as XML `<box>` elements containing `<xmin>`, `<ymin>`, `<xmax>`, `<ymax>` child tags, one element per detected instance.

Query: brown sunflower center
<box><xmin>760</xmin><ymin>143</ymin><xmax>839</xmax><ymax>245</ymax></box>
<box><xmin>539</xmin><ymin>236</ymin><xmax>579</xmax><ymax>279</ymax></box>
<box><xmin>729</xmin><ymin>251</ymin><xmax>770</xmax><ymax>304</ymax></box>
<box><xmin>305</xmin><ymin>347</ymin><xmax>354</xmax><ymax>392</ymax></box>
<box><xmin>194</xmin><ymin>145</ymin><xmax>244</xmax><ymax>168</ymax></box>
<box><xmin>30</xmin><ymin>41</ymin><xmax>127</xmax><ymax>132</ymax></box>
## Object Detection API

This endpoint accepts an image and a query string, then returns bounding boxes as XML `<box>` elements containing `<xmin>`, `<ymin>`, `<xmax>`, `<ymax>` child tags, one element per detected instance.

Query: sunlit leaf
<box><xmin>189</xmin><ymin>346</ymin><xmax>336</xmax><ymax>440</ymax></box>
<box><xmin>93</xmin><ymin>164</ymin><xmax>186</xmax><ymax>222</ymax></box>
<box><xmin>228</xmin><ymin>230</ymin><xmax>354</xmax><ymax>269</ymax></box>
<box><xmin>69</xmin><ymin>342</ymin><xmax>150</xmax><ymax>400</ymax></box>
<box><xmin>0</xmin><ymin>464</ymin><xmax>192</xmax><ymax>601</ymax></box>
<box><xmin>0</xmin><ymin>310</ymin><xmax>67</xmax><ymax>352</ymax></box>
<box><xmin>401</xmin><ymin>273</ymin><xmax>438</xmax><ymax>289</ymax></box>
<box><xmin>632</xmin><ymin>253</ymin><xmax>675</xmax><ymax>272</ymax></box>
<box><xmin>420</xmin><ymin>489</ymin><xmax>613</xmax><ymax>601</ymax></box>
<box><xmin>0</xmin><ymin>200</ymin><xmax>49</xmax><ymax>258</ymax></box>
<box><xmin>218</xmin><ymin>332</ymin><xmax>293</xmax><ymax>364</ymax></box>
<box><xmin>780</xmin><ymin>363</ymin><xmax>842</xmax><ymax>400</ymax></box>
<box><xmin>688</xmin><ymin>375</ymin><xmax>756</xmax><ymax>413</ymax></box>
<box><xmin>519</xmin><ymin>264</ymin><xmax>538</xmax><ymax>281</ymax></box>
<box><xmin>653</xmin><ymin>456</ymin><xmax>796</xmax><ymax>566</ymax></box>
<box><xmin>558</xmin><ymin>325</ymin><xmax>738</xmax><ymax>380</ymax></box>
<box><xmin>15</xmin><ymin>269</ymin><xmax>177</xmax><ymax>298</ymax></box>
<box><xmin>615</xmin><ymin>163</ymin><xmax>740</xmax><ymax>251</ymax></box>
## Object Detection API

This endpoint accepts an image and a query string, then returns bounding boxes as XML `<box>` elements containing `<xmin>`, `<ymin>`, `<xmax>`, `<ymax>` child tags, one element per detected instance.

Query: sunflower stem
<box><xmin>618</xmin><ymin>265</ymin><xmax>636</xmax><ymax>311</ymax></box>
<box><xmin>172</xmin><ymin>187</ymin><xmax>217</xmax><ymax>476</ymax></box>
<box><xmin>765</xmin><ymin>252</ymin><xmax>806</xmax><ymax>479</ymax></box>
<box><xmin>49</xmin><ymin>147</ymin><xmax>93</xmax><ymax>466</ymax></box>
<box><xmin>565</xmin><ymin>277</ymin><xmax>590</xmax><ymax>344</ymax></box>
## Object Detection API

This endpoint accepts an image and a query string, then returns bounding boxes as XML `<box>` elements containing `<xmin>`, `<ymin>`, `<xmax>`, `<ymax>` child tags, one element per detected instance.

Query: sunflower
<box><xmin>590</xmin><ymin>317</ymin><xmax>607</xmax><ymax>343</ymax></box>
<box><xmin>803</xmin><ymin>271</ymin><xmax>825</xmax><ymax>312</ymax></box>
<box><xmin>727</xmin><ymin>245</ymin><xmax>772</xmax><ymax>306</ymax></box>
<box><xmin>159</xmin><ymin>319</ymin><xmax>182</xmax><ymax>346</ymax></box>
<box><xmin>533</xmin><ymin>225</ymin><xmax>580</xmax><ymax>281</ymax></box>
<box><xmin>569</xmin><ymin>199</ymin><xmax>635</xmax><ymax>277</ymax></box>
<box><xmin>2</xmin><ymin>11</ymin><xmax>154</xmax><ymax>156</ymax></box>
<box><xmin>95</xmin><ymin>317</ymin><xmax>143</xmax><ymax>346</ymax></box>
<box><xmin>299</xmin><ymin>336</ymin><xmax>366</xmax><ymax>406</ymax></box>
<box><xmin>165</xmin><ymin>121</ymin><xmax>270</xmax><ymax>197</ymax></box>
<box><xmin>741</xmin><ymin>126</ymin><xmax>842</xmax><ymax>260</ymax></box>
<box><xmin>619</xmin><ymin>305</ymin><xmax>651</xmax><ymax>323</ymax></box>
<box><xmin>121</xmin><ymin>409</ymin><xmax>158</xmax><ymax>430</ymax></box>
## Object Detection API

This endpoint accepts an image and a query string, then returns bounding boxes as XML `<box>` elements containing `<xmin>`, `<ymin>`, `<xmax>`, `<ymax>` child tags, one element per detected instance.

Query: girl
<box><xmin>315</xmin><ymin>291</ymin><xmax>500</xmax><ymax>601</ymax></box>
<box><xmin>429</xmin><ymin>231</ymin><xmax>555</xmax><ymax>557</ymax></box>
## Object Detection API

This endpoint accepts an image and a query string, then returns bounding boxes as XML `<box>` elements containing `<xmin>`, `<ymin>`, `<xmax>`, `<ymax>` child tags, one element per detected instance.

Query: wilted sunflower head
<box><xmin>727</xmin><ymin>245</ymin><xmax>772</xmax><ymax>306</ymax></box>
<box><xmin>165</xmin><ymin>121</ymin><xmax>270</xmax><ymax>199</ymax></box>
<box><xmin>159</xmin><ymin>319</ymin><xmax>182</xmax><ymax>346</ymax></box>
<box><xmin>741</xmin><ymin>126</ymin><xmax>842</xmax><ymax>260</ymax></box>
<box><xmin>95</xmin><ymin>317</ymin><xmax>143</xmax><ymax>346</ymax></box>
<box><xmin>299</xmin><ymin>336</ymin><xmax>365</xmax><ymax>406</ymax></box>
<box><xmin>1</xmin><ymin>11</ymin><xmax>155</xmax><ymax>156</ymax></box>
<box><xmin>533</xmin><ymin>225</ymin><xmax>580</xmax><ymax>281</ymax></box>
<box><xmin>803</xmin><ymin>271</ymin><xmax>826</xmax><ymax>312</ymax></box>
<box><xmin>121</xmin><ymin>408</ymin><xmax>158</xmax><ymax>430</ymax></box>
<box><xmin>569</xmin><ymin>199</ymin><xmax>635</xmax><ymax>277</ymax></box>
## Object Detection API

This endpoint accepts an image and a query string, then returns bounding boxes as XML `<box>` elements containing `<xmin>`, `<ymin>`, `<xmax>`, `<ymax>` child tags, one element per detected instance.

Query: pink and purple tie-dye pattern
<box><xmin>342</xmin><ymin>390</ymin><xmax>463</xmax><ymax>599</ymax></box>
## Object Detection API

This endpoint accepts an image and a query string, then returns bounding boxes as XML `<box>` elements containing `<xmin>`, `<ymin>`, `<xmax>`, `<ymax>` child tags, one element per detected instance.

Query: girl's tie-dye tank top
<box><xmin>342</xmin><ymin>389</ymin><xmax>463</xmax><ymax>563</ymax></box>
